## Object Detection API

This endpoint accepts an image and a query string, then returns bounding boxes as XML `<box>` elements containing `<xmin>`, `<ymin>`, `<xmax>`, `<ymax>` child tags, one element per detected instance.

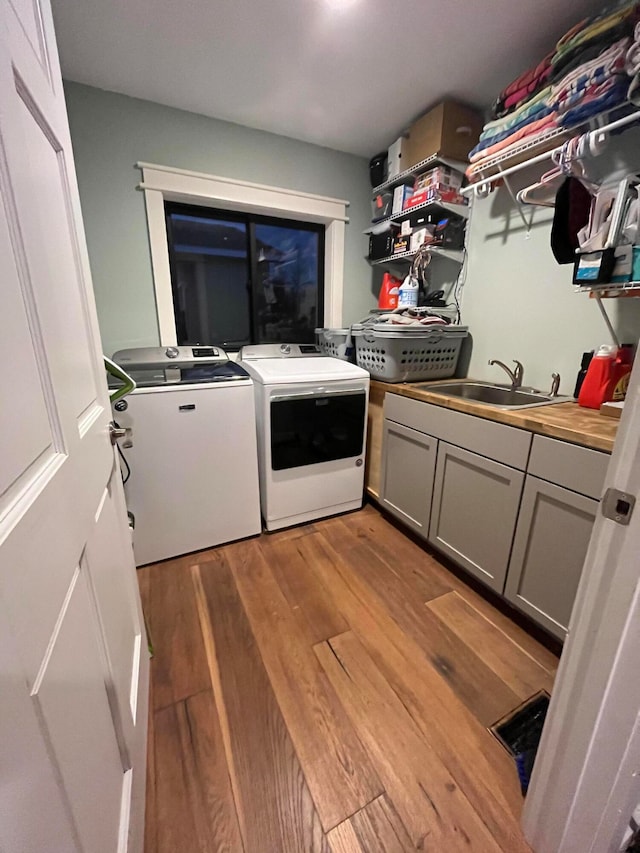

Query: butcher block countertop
<box><xmin>371</xmin><ymin>379</ymin><xmax>619</xmax><ymax>454</ymax></box>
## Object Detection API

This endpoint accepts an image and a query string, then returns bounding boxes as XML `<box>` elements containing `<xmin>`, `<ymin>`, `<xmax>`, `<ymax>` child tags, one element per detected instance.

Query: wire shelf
<box><xmin>369</xmin><ymin>246</ymin><xmax>465</xmax><ymax>266</ymax></box>
<box><xmin>365</xmin><ymin>199</ymin><xmax>469</xmax><ymax>233</ymax></box>
<box><xmin>463</xmin><ymin>103</ymin><xmax>640</xmax><ymax>193</ymax></box>
<box><xmin>372</xmin><ymin>154</ymin><xmax>468</xmax><ymax>195</ymax></box>
<box><xmin>575</xmin><ymin>280</ymin><xmax>640</xmax><ymax>298</ymax></box>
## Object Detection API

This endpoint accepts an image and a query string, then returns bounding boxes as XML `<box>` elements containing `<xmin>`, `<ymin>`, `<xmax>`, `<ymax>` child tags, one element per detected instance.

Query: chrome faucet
<box><xmin>488</xmin><ymin>359</ymin><xmax>524</xmax><ymax>391</ymax></box>
<box><xmin>550</xmin><ymin>373</ymin><xmax>561</xmax><ymax>397</ymax></box>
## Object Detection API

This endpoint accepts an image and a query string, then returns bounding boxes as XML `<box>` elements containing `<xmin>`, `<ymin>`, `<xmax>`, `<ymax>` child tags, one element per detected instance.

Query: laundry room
<box><xmin>6</xmin><ymin>0</ymin><xmax>640</xmax><ymax>850</ymax></box>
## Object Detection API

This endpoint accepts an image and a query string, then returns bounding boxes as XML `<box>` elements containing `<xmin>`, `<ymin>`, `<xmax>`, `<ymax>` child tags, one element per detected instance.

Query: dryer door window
<box><xmin>270</xmin><ymin>391</ymin><xmax>366</xmax><ymax>470</ymax></box>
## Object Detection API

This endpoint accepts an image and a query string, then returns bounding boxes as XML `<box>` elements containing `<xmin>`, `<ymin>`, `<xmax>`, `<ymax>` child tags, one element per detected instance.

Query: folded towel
<box><xmin>551</xmin><ymin>36</ymin><xmax>630</xmax><ymax>103</ymax></box>
<box><xmin>469</xmin><ymin>114</ymin><xmax>559</xmax><ymax>164</ymax></box>
<box><xmin>558</xmin><ymin>77</ymin><xmax>630</xmax><ymax>125</ymax></box>
<box><xmin>554</xmin><ymin>2</ymin><xmax>637</xmax><ymax>63</ymax></box>
<box><xmin>481</xmin><ymin>86</ymin><xmax>552</xmax><ymax>139</ymax></box>
<box><xmin>491</xmin><ymin>53</ymin><xmax>554</xmax><ymax>118</ymax></box>
<box><xmin>472</xmin><ymin>104</ymin><xmax>554</xmax><ymax>157</ymax></box>
<box><xmin>556</xmin><ymin>73</ymin><xmax>625</xmax><ymax>115</ymax></box>
<box><xmin>551</xmin><ymin>21</ymin><xmax>634</xmax><ymax>83</ymax></box>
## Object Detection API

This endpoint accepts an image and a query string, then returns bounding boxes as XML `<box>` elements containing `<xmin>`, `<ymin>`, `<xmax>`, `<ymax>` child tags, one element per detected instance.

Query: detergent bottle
<box><xmin>398</xmin><ymin>274</ymin><xmax>419</xmax><ymax>307</ymax></box>
<box><xmin>578</xmin><ymin>344</ymin><xmax>616</xmax><ymax>409</ymax></box>
<box><xmin>378</xmin><ymin>272</ymin><xmax>401</xmax><ymax>310</ymax></box>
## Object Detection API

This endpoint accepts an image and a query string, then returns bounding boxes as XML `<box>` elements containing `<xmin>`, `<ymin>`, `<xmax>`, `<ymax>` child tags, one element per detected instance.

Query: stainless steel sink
<box><xmin>416</xmin><ymin>381</ymin><xmax>572</xmax><ymax>410</ymax></box>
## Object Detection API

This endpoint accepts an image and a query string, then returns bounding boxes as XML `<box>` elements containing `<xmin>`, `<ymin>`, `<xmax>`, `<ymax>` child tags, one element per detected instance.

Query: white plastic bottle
<box><xmin>398</xmin><ymin>274</ymin><xmax>419</xmax><ymax>307</ymax></box>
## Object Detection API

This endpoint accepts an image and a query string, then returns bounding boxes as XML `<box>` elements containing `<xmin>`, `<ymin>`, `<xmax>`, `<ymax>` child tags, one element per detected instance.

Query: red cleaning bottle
<box><xmin>378</xmin><ymin>273</ymin><xmax>401</xmax><ymax>310</ymax></box>
<box><xmin>578</xmin><ymin>344</ymin><xmax>617</xmax><ymax>409</ymax></box>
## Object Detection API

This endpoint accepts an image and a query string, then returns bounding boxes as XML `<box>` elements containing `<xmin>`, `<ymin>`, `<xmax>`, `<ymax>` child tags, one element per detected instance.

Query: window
<box><xmin>138</xmin><ymin>163</ymin><xmax>347</xmax><ymax>346</ymax></box>
<box><xmin>164</xmin><ymin>202</ymin><xmax>324</xmax><ymax>348</ymax></box>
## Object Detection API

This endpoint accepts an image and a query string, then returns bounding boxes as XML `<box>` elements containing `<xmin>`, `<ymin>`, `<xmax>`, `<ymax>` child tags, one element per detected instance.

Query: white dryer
<box><xmin>111</xmin><ymin>345</ymin><xmax>261</xmax><ymax>565</ymax></box>
<box><xmin>239</xmin><ymin>344</ymin><xmax>370</xmax><ymax>531</ymax></box>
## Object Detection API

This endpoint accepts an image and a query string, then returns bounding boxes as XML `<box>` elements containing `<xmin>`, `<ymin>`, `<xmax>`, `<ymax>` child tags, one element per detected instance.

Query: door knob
<box><xmin>109</xmin><ymin>422</ymin><xmax>127</xmax><ymax>445</ymax></box>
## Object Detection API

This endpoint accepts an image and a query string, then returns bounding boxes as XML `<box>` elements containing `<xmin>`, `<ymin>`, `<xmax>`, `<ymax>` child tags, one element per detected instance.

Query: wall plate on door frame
<box><xmin>601</xmin><ymin>488</ymin><xmax>636</xmax><ymax>526</ymax></box>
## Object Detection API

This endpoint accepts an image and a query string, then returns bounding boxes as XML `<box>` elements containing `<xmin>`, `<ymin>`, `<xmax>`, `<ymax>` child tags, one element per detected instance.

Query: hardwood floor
<box><xmin>138</xmin><ymin>503</ymin><xmax>558</xmax><ymax>852</ymax></box>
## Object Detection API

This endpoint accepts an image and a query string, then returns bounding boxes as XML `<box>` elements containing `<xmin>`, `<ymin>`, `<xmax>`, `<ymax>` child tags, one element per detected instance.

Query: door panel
<box><xmin>0</xmin><ymin>181</ymin><xmax>56</xmax><ymax>499</ymax></box>
<box><xmin>380</xmin><ymin>419</ymin><xmax>436</xmax><ymax>536</ymax></box>
<box><xmin>16</xmin><ymin>93</ymin><xmax>98</xmax><ymax>419</ymax></box>
<box><xmin>33</xmin><ymin>568</ymin><xmax>125</xmax><ymax>853</ymax></box>
<box><xmin>7</xmin><ymin>0</ymin><xmax>47</xmax><ymax>65</ymax></box>
<box><xmin>429</xmin><ymin>442</ymin><xmax>524</xmax><ymax>592</ymax></box>
<box><xmin>505</xmin><ymin>476</ymin><xmax>597</xmax><ymax>639</ymax></box>
<box><xmin>84</xmin><ymin>474</ymin><xmax>143</xmax><ymax>732</ymax></box>
<box><xmin>0</xmin><ymin>0</ymin><xmax>148</xmax><ymax>849</ymax></box>
<box><xmin>0</xmin><ymin>597</ymin><xmax>77</xmax><ymax>853</ymax></box>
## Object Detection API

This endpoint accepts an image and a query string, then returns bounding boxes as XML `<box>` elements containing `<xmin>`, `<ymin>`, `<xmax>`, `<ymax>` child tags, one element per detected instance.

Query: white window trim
<box><xmin>137</xmin><ymin>162</ymin><xmax>349</xmax><ymax>345</ymax></box>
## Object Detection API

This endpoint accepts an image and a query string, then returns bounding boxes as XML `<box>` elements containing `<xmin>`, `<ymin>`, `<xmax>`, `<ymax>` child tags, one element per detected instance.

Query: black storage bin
<box><xmin>432</xmin><ymin>215</ymin><xmax>466</xmax><ymax>250</ymax></box>
<box><xmin>369</xmin><ymin>152</ymin><xmax>388</xmax><ymax>188</ymax></box>
<box><xmin>368</xmin><ymin>231</ymin><xmax>394</xmax><ymax>261</ymax></box>
<box><xmin>371</xmin><ymin>191</ymin><xmax>393</xmax><ymax>221</ymax></box>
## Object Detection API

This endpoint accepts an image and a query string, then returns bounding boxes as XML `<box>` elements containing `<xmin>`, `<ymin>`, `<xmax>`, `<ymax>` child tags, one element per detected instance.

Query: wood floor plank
<box><xmin>327</xmin><ymin>795</ymin><xmax>414</xmax><ymax>853</ymax></box>
<box><xmin>317</xmin><ymin>631</ymin><xmax>503</xmax><ymax>852</ymax></box>
<box><xmin>426</xmin><ymin>590</ymin><xmax>555</xmax><ymax>699</ymax></box>
<box><xmin>327</xmin><ymin>516</ymin><xmax>522</xmax><ymax>726</ymax></box>
<box><xmin>262</xmin><ymin>535</ymin><xmax>349</xmax><ymax>644</ymax></box>
<box><xmin>354</xmin><ymin>504</ymin><xmax>560</xmax><ymax>674</ymax></box>
<box><xmin>223</xmin><ymin>539</ymin><xmax>383</xmax><ymax>831</ymax></box>
<box><xmin>267</xmin><ymin>523</ymin><xmax>318</xmax><ymax>542</ymax></box>
<box><xmin>139</xmin><ymin>558</ymin><xmax>211</xmax><ymax>710</ymax></box>
<box><xmin>192</xmin><ymin>558</ymin><xmax>329</xmax><ymax>853</ymax></box>
<box><xmin>151</xmin><ymin>690</ymin><xmax>244</xmax><ymax>853</ymax></box>
<box><xmin>340</xmin><ymin>505</ymin><xmax>453</xmax><ymax>602</ymax></box>
<box><xmin>296</xmin><ymin>531</ymin><xmax>531</xmax><ymax>851</ymax></box>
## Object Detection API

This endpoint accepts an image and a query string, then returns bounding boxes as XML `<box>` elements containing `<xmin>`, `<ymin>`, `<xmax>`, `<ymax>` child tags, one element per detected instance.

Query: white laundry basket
<box><xmin>314</xmin><ymin>327</ymin><xmax>354</xmax><ymax>361</ymax></box>
<box><xmin>352</xmin><ymin>323</ymin><xmax>468</xmax><ymax>383</ymax></box>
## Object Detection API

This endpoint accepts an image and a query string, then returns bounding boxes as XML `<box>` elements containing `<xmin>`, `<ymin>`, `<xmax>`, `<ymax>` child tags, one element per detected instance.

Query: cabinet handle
<box><xmin>179</xmin><ymin>404</ymin><xmax>196</xmax><ymax>411</ymax></box>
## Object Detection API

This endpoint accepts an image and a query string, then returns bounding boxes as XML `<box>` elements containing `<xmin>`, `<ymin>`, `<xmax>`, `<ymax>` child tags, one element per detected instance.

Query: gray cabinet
<box><xmin>379</xmin><ymin>394</ymin><xmax>610</xmax><ymax>638</ymax></box>
<box><xmin>429</xmin><ymin>442</ymin><xmax>524</xmax><ymax>593</ymax></box>
<box><xmin>380</xmin><ymin>420</ymin><xmax>437</xmax><ymax>537</ymax></box>
<box><xmin>505</xmin><ymin>476</ymin><xmax>598</xmax><ymax>640</ymax></box>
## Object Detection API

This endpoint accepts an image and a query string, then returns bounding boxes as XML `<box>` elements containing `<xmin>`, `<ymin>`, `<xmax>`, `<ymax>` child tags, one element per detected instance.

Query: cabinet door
<box><xmin>429</xmin><ymin>442</ymin><xmax>524</xmax><ymax>593</ymax></box>
<box><xmin>505</xmin><ymin>476</ymin><xmax>598</xmax><ymax>640</ymax></box>
<box><xmin>380</xmin><ymin>420</ymin><xmax>437</xmax><ymax>537</ymax></box>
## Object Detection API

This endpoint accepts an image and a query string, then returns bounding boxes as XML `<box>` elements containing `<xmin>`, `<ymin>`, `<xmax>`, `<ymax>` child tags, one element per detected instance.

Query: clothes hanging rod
<box><xmin>461</xmin><ymin>108</ymin><xmax>640</xmax><ymax>197</ymax></box>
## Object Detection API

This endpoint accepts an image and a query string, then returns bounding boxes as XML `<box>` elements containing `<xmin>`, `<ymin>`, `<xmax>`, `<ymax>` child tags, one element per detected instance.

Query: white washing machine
<box><xmin>111</xmin><ymin>345</ymin><xmax>261</xmax><ymax>565</ymax></box>
<box><xmin>238</xmin><ymin>343</ymin><xmax>370</xmax><ymax>531</ymax></box>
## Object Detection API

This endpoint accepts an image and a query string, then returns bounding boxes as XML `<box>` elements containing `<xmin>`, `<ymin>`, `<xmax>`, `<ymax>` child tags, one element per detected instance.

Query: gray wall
<box><xmin>64</xmin><ymin>82</ymin><xmax>376</xmax><ymax>356</ymax></box>
<box><xmin>462</xmin><ymin>128</ymin><xmax>640</xmax><ymax>393</ymax></box>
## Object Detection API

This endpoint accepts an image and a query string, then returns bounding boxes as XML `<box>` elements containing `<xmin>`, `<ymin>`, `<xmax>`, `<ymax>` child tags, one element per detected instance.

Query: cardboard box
<box><xmin>404</xmin><ymin>100</ymin><xmax>483</xmax><ymax>167</ymax></box>
<box><xmin>611</xmin><ymin>244</ymin><xmax>633</xmax><ymax>283</ymax></box>
<box><xmin>392</xmin><ymin>184</ymin><xmax>414</xmax><ymax>215</ymax></box>
<box><xmin>393</xmin><ymin>235</ymin><xmax>410</xmax><ymax>255</ymax></box>
<box><xmin>410</xmin><ymin>227</ymin><xmax>434</xmax><ymax>253</ymax></box>
<box><xmin>404</xmin><ymin>190</ymin><xmax>430</xmax><ymax>209</ymax></box>
<box><xmin>387</xmin><ymin>136</ymin><xmax>409</xmax><ymax>179</ymax></box>
<box><xmin>415</xmin><ymin>165</ymin><xmax>464</xmax><ymax>191</ymax></box>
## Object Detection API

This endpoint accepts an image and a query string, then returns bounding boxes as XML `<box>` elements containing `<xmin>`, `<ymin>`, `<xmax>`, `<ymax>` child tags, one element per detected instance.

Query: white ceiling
<box><xmin>51</xmin><ymin>0</ymin><xmax>609</xmax><ymax>158</ymax></box>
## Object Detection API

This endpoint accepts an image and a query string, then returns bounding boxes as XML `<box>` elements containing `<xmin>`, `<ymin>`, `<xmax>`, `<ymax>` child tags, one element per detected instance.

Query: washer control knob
<box><xmin>280</xmin><ymin>344</ymin><xmax>291</xmax><ymax>355</ymax></box>
<box><xmin>165</xmin><ymin>347</ymin><xmax>180</xmax><ymax>359</ymax></box>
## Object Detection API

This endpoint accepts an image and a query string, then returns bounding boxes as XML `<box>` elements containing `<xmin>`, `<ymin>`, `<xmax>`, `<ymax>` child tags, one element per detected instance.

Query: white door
<box><xmin>522</xmin><ymin>352</ymin><xmax>640</xmax><ymax>852</ymax></box>
<box><xmin>0</xmin><ymin>0</ymin><xmax>149</xmax><ymax>851</ymax></box>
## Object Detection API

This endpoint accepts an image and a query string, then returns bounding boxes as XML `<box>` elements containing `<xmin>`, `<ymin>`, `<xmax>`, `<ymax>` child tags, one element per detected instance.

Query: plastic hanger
<box><xmin>104</xmin><ymin>355</ymin><xmax>137</xmax><ymax>403</ymax></box>
<box><xmin>516</xmin><ymin>166</ymin><xmax>563</xmax><ymax>207</ymax></box>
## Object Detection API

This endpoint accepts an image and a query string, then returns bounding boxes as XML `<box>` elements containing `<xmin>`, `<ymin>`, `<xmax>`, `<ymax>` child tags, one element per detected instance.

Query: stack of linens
<box><xmin>468</xmin><ymin>2</ymin><xmax>639</xmax><ymax>178</ymax></box>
